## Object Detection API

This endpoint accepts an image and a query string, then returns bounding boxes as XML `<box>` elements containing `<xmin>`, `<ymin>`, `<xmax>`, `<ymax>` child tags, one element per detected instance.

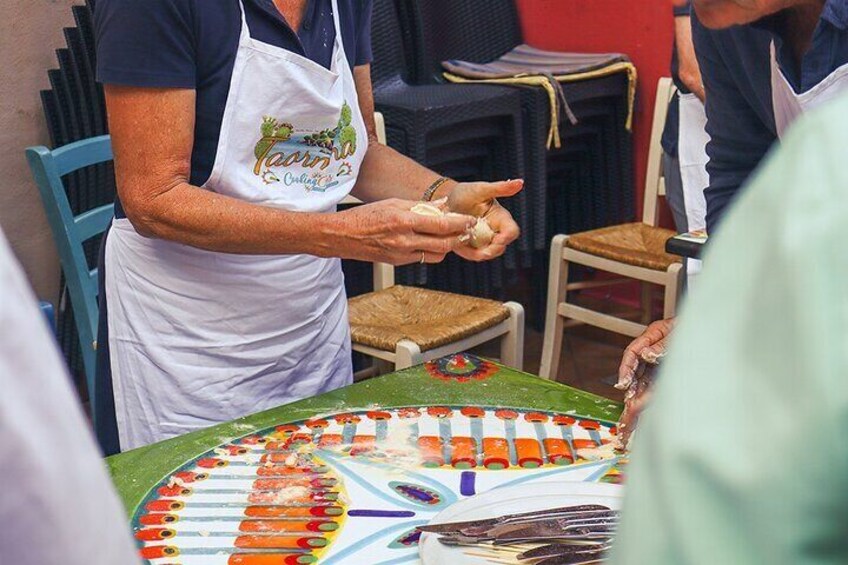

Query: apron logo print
<box><xmin>252</xmin><ymin>102</ymin><xmax>358</xmax><ymax>192</ymax></box>
<box><xmin>296</xmin><ymin>171</ymin><xmax>339</xmax><ymax>193</ymax></box>
<box><xmin>336</xmin><ymin>161</ymin><xmax>353</xmax><ymax>177</ymax></box>
<box><xmin>261</xmin><ymin>171</ymin><xmax>281</xmax><ymax>185</ymax></box>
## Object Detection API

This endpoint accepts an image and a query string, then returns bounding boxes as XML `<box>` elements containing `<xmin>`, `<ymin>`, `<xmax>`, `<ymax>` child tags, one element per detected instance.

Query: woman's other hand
<box><xmin>446</xmin><ymin>179</ymin><xmax>523</xmax><ymax>261</ymax></box>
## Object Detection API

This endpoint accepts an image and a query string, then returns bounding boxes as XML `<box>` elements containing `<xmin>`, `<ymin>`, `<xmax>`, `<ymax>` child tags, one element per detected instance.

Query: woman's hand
<box><xmin>445</xmin><ymin>180</ymin><xmax>523</xmax><ymax>261</ymax></box>
<box><xmin>615</xmin><ymin>318</ymin><xmax>675</xmax><ymax>449</ymax></box>
<box><xmin>331</xmin><ymin>199</ymin><xmax>475</xmax><ymax>265</ymax></box>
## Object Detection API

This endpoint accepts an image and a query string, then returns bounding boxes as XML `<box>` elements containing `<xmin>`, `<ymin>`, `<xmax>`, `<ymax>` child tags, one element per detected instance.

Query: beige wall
<box><xmin>0</xmin><ymin>0</ymin><xmax>80</xmax><ymax>304</ymax></box>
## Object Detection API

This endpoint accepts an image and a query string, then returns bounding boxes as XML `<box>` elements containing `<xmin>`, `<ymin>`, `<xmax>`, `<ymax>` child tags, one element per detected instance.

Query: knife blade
<box><xmin>416</xmin><ymin>504</ymin><xmax>611</xmax><ymax>534</ymax></box>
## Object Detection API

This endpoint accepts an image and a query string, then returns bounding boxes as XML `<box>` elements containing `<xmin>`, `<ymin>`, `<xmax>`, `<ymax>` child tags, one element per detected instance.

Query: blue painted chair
<box><xmin>26</xmin><ymin>135</ymin><xmax>114</xmax><ymax>425</ymax></box>
<box><xmin>39</xmin><ymin>300</ymin><xmax>56</xmax><ymax>331</ymax></box>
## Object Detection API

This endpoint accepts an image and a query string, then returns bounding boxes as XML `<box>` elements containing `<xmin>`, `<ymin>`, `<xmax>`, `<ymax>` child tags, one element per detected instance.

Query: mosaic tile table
<box><xmin>108</xmin><ymin>354</ymin><xmax>625</xmax><ymax>565</ymax></box>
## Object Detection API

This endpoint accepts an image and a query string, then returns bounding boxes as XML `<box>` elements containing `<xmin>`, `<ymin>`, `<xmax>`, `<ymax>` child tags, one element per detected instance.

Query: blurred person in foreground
<box><xmin>611</xmin><ymin>93</ymin><xmax>848</xmax><ymax>564</ymax></box>
<box><xmin>0</xmin><ymin>228</ymin><xmax>139</xmax><ymax>565</ymax></box>
<box><xmin>618</xmin><ymin>0</ymin><xmax>848</xmax><ymax>441</ymax></box>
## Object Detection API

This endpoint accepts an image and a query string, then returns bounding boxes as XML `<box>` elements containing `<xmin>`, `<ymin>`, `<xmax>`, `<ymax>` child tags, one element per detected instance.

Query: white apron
<box><xmin>677</xmin><ymin>93</ymin><xmax>710</xmax><ymax>285</ymax></box>
<box><xmin>770</xmin><ymin>40</ymin><xmax>848</xmax><ymax>138</ymax></box>
<box><xmin>106</xmin><ymin>0</ymin><xmax>368</xmax><ymax>450</ymax></box>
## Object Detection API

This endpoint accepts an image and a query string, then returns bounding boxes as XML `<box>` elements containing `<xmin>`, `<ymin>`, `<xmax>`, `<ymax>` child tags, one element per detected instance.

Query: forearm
<box><xmin>351</xmin><ymin>141</ymin><xmax>456</xmax><ymax>203</ymax></box>
<box><xmin>350</xmin><ymin>65</ymin><xmax>456</xmax><ymax>203</ymax></box>
<box><xmin>675</xmin><ymin>16</ymin><xmax>705</xmax><ymax>101</ymax></box>
<box><xmin>123</xmin><ymin>181</ymin><xmax>338</xmax><ymax>257</ymax></box>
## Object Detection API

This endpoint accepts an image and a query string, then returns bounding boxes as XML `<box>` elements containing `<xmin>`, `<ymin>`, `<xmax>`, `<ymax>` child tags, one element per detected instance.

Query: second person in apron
<box><xmin>617</xmin><ymin>0</ymin><xmax>848</xmax><ymax>438</ymax></box>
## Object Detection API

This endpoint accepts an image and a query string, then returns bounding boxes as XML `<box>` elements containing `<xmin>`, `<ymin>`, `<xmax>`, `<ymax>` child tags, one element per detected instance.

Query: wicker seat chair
<box><xmin>344</xmin><ymin>115</ymin><xmax>525</xmax><ymax>373</ymax></box>
<box><xmin>538</xmin><ymin>78</ymin><xmax>683</xmax><ymax>381</ymax></box>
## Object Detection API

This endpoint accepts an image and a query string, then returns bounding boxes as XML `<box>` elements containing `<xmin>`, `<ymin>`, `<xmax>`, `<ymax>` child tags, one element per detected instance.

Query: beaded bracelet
<box><xmin>422</xmin><ymin>176</ymin><xmax>451</xmax><ymax>202</ymax></box>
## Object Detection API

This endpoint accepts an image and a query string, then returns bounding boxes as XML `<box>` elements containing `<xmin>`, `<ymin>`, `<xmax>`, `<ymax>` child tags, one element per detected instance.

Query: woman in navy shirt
<box><xmin>94</xmin><ymin>0</ymin><xmax>523</xmax><ymax>452</ymax></box>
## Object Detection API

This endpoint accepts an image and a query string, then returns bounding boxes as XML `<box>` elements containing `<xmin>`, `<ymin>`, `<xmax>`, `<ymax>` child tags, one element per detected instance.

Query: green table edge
<box><xmin>107</xmin><ymin>362</ymin><xmax>623</xmax><ymax>518</ymax></box>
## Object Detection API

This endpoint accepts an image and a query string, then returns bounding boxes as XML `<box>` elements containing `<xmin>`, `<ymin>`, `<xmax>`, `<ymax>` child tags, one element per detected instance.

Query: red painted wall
<box><xmin>516</xmin><ymin>0</ymin><xmax>674</xmax><ymax>220</ymax></box>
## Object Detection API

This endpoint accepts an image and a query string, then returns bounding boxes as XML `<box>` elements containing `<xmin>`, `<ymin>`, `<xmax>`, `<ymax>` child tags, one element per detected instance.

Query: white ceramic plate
<box><xmin>419</xmin><ymin>481</ymin><xmax>623</xmax><ymax>565</ymax></box>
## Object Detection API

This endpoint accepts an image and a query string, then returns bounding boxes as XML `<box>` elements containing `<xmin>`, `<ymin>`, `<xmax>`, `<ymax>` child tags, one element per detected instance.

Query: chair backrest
<box><xmin>339</xmin><ymin>114</ymin><xmax>396</xmax><ymax>291</ymax></box>
<box><xmin>371</xmin><ymin>0</ymin><xmax>413</xmax><ymax>87</ymax></box>
<box><xmin>403</xmin><ymin>0</ymin><xmax>523</xmax><ymax>84</ymax></box>
<box><xmin>25</xmin><ymin>135</ymin><xmax>114</xmax><ymax>413</ymax></box>
<box><xmin>40</xmin><ymin>0</ymin><xmax>117</xmax><ymax>381</ymax></box>
<box><xmin>642</xmin><ymin>77</ymin><xmax>677</xmax><ymax>227</ymax></box>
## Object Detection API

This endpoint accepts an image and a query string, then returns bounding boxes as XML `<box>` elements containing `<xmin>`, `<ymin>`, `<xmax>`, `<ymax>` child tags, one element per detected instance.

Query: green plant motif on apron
<box><xmin>254</xmin><ymin>117</ymin><xmax>294</xmax><ymax>159</ymax></box>
<box><xmin>252</xmin><ymin>102</ymin><xmax>358</xmax><ymax>190</ymax></box>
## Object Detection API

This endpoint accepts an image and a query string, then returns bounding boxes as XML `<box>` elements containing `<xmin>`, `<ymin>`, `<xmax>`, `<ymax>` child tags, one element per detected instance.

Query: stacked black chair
<box><xmin>400</xmin><ymin>0</ymin><xmax>635</xmax><ymax>323</ymax></box>
<box><xmin>368</xmin><ymin>0</ymin><xmax>527</xmax><ymax>299</ymax></box>
<box><xmin>39</xmin><ymin>0</ymin><xmax>116</xmax><ymax>392</ymax></box>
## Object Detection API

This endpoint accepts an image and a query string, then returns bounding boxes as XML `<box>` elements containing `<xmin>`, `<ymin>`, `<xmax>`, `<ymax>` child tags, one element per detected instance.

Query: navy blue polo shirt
<box><xmin>692</xmin><ymin>0</ymin><xmax>848</xmax><ymax>233</ymax></box>
<box><xmin>95</xmin><ymin>0</ymin><xmax>373</xmax><ymax>211</ymax></box>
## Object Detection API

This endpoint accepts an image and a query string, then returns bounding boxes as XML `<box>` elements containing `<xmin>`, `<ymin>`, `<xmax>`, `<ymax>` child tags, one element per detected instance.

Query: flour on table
<box><xmin>272</xmin><ymin>486</ymin><xmax>311</xmax><ymax>504</ymax></box>
<box><xmin>576</xmin><ymin>442</ymin><xmax>618</xmax><ymax>461</ymax></box>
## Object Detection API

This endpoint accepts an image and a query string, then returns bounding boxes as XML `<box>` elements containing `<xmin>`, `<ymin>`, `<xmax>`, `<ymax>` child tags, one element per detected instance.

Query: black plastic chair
<box><xmin>402</xmin><ymin>0</ymin><xmax>635</xmax><ymax>239</ymax></box>
<box><xmin>370</xmin><ymin>0</ymin><xmax>529</xmax><ymax>295</ymax></box>
<box><xmin>371</xmin><ymin>0</ymin><xmax>524</xmax><ymax>172</ymax></box>
<box><xmin>401</xmin><ymin>0</ymin><xmax>635</xmax><ymax>323</ymax></box>
<box><xmin>39</xmin><ymin>0</ymin><xmax>117</xmax><ymax>390</ymax></box>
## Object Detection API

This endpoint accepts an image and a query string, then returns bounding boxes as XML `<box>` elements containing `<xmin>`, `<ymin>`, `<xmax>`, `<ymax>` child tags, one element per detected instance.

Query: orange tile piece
<box><xmin>514</xmin><ymin>438</ymin><xmax>544</xmax><ymax>467</ymax></box>
<box><xmin>418</xmin><ymin>436</ymin><xmax>444</xmax><ymax>466</ymax></box>
<box><xmin>450</xmin><ymin>437</ymin><xmax>476</xmax><ymax>468</ymax></box>
<box><xmin>543</xmin><ymin>438</ymin><xmax>573</xmax><ymax>464</ymax></box>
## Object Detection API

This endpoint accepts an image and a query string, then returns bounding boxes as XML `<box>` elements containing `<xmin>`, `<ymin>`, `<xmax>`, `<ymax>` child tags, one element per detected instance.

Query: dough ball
<box><xmin>466</xmin><ymin>217</ymin><xmax>495</xmax><ymax>249</ymax></box>
<box><xmin>410</xmin><ymin>202</ymin><xmax>446</xmax><ymax>217</ymax></box>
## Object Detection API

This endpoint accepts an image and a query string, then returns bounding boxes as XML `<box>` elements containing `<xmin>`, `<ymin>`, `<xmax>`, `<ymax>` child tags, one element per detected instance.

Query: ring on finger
<box><xmin>420</xmin><ymin>251</ymin><xmax>426</xmax><ymax>264</ymax></box>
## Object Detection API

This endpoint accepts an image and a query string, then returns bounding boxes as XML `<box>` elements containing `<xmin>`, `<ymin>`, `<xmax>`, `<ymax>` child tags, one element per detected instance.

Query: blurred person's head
<box><xmin>694</xmin><ymin>0</ymin><xmax>823</xmax><ymax>28</ymax></box>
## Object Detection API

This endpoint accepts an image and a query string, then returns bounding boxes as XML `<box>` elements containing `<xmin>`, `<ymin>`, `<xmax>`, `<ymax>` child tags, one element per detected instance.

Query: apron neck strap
<box><xmin>237</xmin><ymin>0</ymin><xmax>250</xmax><ymax>39</ymax></box>
<box><xmin>328</xmin><ymin>0</ymin><xmax>347</xmax><ymax>64</ymax></box>
<box><xmin>329</xmin><ymin>0</ymin><xmax>342</xmax><ymax>37</ymax></box>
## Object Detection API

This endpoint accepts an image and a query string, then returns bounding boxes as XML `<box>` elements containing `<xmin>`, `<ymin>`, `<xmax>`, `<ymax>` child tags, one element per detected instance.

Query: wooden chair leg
<box><xmin>539</xmin><ymin>235</ymin><xmax>569</xmax><ymax>380</ymax></box>
<box><xmin>500</xmin><ymin>301</ymin><xmax>525</xmax><ymax>370</ymax></box>
<box><xmin>663</xmin><ymin>262</ymin><xmax>684</xmax><ymax>318</ymax></box>
<box><xmin>395</xmin><ymin>340</ymin><xmax>423</xmax><ymax>369</ymax></box>
<box><xmin>640</xmin><ymin>283</ymin><xmax>653</xmax><ymax>325</ymax></box>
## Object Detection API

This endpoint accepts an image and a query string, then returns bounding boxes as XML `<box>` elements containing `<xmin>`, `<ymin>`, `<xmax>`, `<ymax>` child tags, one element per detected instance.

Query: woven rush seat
<box><xmin>566</xmin><ymin>222</ymin><xmax>681</xmax><ymax>271</ymax></box>
<box><xmin>348</xmin><ymin>285</ymin><xmax>510</xmax><ymax>353</ymax></box>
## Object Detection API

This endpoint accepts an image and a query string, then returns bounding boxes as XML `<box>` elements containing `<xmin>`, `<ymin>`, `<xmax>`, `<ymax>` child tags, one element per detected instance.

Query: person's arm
<box><xmin>350</xmin><ymin>65</ymin><xmax>523</xmax><ymax>261</ymax></box>
<box><xmin>614</xmin><ymin>318</ymin><xmax>675</xmax><ymax>446</ymax></box>
<box><xmin>106</xmin><ymin>85</ymin><xmax>473</xmax><ymax>265</ymax></box>
<box><xmin>673</xmin><ymin>1</ymin><xmax>705</xmax><ymax>101</ymax></box>
<box><xmin>691</xmin><ymin>12</ymin><xmax>774</xmax><ymax>233</ymax></box>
